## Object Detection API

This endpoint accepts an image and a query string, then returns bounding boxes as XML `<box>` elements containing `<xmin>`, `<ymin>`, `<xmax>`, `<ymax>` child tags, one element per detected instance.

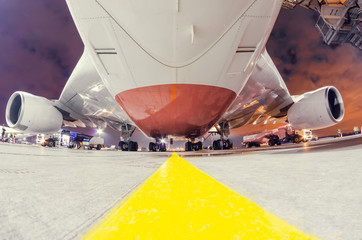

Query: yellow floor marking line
<box><xmin>82</xmin><ymin>153</ymin><xmax>322</xmax><ymax>240</ymax></box>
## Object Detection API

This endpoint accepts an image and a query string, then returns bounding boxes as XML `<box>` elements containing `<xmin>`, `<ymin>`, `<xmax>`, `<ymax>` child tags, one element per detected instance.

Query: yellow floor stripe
<box><xmin>82</xmin><ymin>153</ymin><xmax>322</xmax><ymax>240</ymax></box>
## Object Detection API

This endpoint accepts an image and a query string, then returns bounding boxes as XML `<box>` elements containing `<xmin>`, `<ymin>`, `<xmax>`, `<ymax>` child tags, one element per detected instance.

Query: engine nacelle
<box><xmin>5</xmin><ymin>91</ymin><xmax>63</xmax><ymax>133</ymax></box>
<box><xmin>287</xmin><ymin>86</ymin><xmax>344</xmax><ymax>130</ymax></box>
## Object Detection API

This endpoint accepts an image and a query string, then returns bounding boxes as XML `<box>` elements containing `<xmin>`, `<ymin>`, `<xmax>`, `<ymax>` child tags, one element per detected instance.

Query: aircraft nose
<box><xmin>115</xmin><ymin>84</ymin><xmax>236</xmax><ymax>138</ymax></box>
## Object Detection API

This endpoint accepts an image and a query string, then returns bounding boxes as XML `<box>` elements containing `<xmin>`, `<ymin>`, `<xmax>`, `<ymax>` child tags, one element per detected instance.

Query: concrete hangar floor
<box><xmin>0</xmin><ymin>135</ymin><xmax>361</xmax><ymax>240</ymax></box>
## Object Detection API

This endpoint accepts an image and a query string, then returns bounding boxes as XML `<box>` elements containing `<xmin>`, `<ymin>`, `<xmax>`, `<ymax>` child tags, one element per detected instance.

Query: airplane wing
<box><xmin>5</xmin><ymin>51</ymin><xmax>137</xmax><ymax>139</ymax></box>
<box><xmin>222</xmin><ymin>49</ymin><xmax>294</xmax><ymax>130</ymax></box>
<box><xmin>218</xmin><ymin>47</ymin><xmax>344</xmax><ymax>136</ymax></box>
<box><xmin>54</xmin><ymin>51</ymin><xmax>134</xmax><ymax>133</ymax></box>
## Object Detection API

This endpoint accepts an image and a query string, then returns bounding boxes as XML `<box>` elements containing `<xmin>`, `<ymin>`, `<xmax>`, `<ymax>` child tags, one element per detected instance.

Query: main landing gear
<box><xmin>118</xmin><ymin>124</ymin><xmax>138</xmax><ymax>151</ymax></box>
<box><xmin>118</xmin><ymin>140</ymin><xmax>138</xmax><ymax>151</ymax></box>
<box><xmin>149</xmin><ymin>139</ymin><xmax>167</xmax><ymax>152</ymax></box>
<box><xmin>208</xmin><ymin>122</ymin><xmax>233</xmax><ymax>150</ymax></box>
<box><xmin>212</xmin><ymin>139</ymin><xmax>233</xmax><ymax>150</ymax></box>
<box><xmin>185</xmin><ymin>141</ymin><xmax>203</xmax><ymax>151</ymax></box>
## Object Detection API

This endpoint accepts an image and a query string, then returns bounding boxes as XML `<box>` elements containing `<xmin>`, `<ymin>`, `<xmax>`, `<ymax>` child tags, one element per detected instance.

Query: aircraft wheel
<box><xmin>129</xmin><ymin>141</ymin><xmax>138</xmax><ymax>151</ymax></box>
<box><xmin>213</xmin><ymin>140</ymin><xmax>221</xmax><ymax>150</ymax></box>
<box><xmin>185</xmin><ymin>142</ymin><xmax>192</xmax><ymax>151</ymax></box>
<box><xmin>119</xmin><ymin>141</ymin><xmax>128</xmax><ymax>151</ymax></box>
<box><xmin>149</xmin><ymin>142</ymin><xmax>156</xmax><ymax>152</ymax></box>
<box><xmin>159</xmin><ymin>143</ymin><xmax>166</xmax><ymax>152</ymax></box>
<box><xmin>196</xmin><ymin>141</ymin><xmax>202</xmax><ymax>151</ymax></box>
<box><xmin>223</xmin><ymin>139</ymin><xmax>232</xmax><ymax>149</ymax></box>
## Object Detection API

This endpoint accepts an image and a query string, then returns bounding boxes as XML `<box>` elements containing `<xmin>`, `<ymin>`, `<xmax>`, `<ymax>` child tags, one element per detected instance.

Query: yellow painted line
<box><xmin>82</xmin><ymin>153</ymin><xmax>322</xmax><ymax>240</ymax></box>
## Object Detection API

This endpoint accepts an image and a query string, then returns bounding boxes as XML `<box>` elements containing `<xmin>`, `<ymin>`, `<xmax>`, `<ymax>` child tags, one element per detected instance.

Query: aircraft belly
<box><xmin>115</xmin><ymin>84</ymin><xmax>236</xmax><ymax>138</ymax></box>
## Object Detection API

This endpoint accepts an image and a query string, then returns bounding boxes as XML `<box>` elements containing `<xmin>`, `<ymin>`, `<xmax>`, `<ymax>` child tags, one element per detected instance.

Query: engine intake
<box><xmin>287</xmin><ymin>86</ymin><xmax>344</xmax><ymax>130</ymax></box>
<box><xmin>6</xmin><ymin>91</ymin><xmax>63</xmax><ymax>133</ymax></box>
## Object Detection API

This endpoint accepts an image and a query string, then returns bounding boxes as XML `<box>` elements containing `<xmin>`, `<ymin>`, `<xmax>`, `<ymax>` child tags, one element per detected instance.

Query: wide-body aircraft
<box><xmin>6</xmin><ymin>0</ymin><xmax>360</xmax><ymax>151</ymax></box>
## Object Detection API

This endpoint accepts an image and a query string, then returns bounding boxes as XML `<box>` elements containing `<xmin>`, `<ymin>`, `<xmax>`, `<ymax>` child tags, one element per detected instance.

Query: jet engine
<box><xmin>287</xmin><ymin>86</ymin><xmax>344</xmax><ymax>130</ymax></box>
<box><xmin>5</xmin><ymin>91</ymin><xmax>63</xmax><ymax>133</ymax></box>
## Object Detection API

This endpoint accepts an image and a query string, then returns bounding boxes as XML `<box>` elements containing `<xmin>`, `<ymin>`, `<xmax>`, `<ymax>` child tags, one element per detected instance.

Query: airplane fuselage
<box><xmin>66</xmin><ymin>0</ymin><xmax>283</xmax><ymax>138</ymax></box>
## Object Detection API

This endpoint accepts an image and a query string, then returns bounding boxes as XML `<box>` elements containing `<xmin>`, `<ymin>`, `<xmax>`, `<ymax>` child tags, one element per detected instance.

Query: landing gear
<box><xmin>129</xmin><ymin>141</ymin><xmax>138</xmax><ymax>151</ymax></box>
<box><xmin>223</xmin><ymin>139</ymin><xmax>233</xmax><ymax>149</ymax></box>
<box><xmin>149</xmin><ymin>142</ymin><xmax>157</xmax><ymax>152</ymax></box>
<box><xmin>196</xmin><ymin>141</ymin><xmax>202</xmax><ymax>151</ymax></box>
<box><xmin>118</xmin><ymin>140</ymin><xmax>138</xmax><ymax>151</ymax></box>
<box><xmin>159</xmin><ymin>142</ymin><xmax>166</xmax><ymax>152</ymax></box>
<box><xmin>213</xmin><ymin>140</ymin><xmax>221</xmax><ymax>150</ymax></box>
<box><xmin>212</xmin><ymin>139</ymin><xmax>233</xmax><ymax>150</ymax></box>
<box><xmin>185</xmin><ymin>141</ymin><xmax>203</xmax><ymax>151</ymax></box>
<box><xmin>149</xmin><ymin>141</ymin><xmax>167</xmax><ymax>152</ymax></box>
<box><xmin>209</xmin><ymin>122</ymin><xmax>233</xmax><ymax>150</ymax></box>
<box><xmin>119</xmin><ymin>141</ymin><xmax>128</xmax><ymax>151</ymax></box>
<box><xmin>118</xmin><ymin>124</ymin><xmax>138</xmax><ymax>151</ymax></box>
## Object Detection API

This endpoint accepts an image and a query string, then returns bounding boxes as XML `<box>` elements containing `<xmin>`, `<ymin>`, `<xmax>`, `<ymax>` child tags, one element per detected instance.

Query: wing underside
<box><xmin>222</xmin><ymin>49</ymin><xmax>294</xmax><ymax>129</ymax></box>
<box><xmin>55</xmin><ymin>52</ymin><xmax>133</xmax><ymax>131</ymax></box>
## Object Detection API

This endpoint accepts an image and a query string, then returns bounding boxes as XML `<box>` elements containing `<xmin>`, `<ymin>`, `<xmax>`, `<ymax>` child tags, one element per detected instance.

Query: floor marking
<box><xmin>82</xmin><ymin>153</ymin><xmax>322</xmax><ymax>239</ymax></box>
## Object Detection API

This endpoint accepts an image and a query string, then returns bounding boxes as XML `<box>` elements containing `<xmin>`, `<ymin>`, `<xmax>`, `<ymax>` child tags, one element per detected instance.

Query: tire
<box><xmin>96</xmin><ymin>144</ymin><xmax>101</xmax><ymax>150</ymax></box>
<box><xmin>185</xmin><ymin>142</ymin><xmax>192</xmax><ymax>151</ymax></box>
<box><xmin>223</xmin><ymin>140</ymin><xmax>232</xmax><ymax>149</ymax></box>
<box><xmin>268</xmin><ymin>140</ymin><xmax>274</xmax><ymax>146</ymax></box>
<box><xmin>119</xmin><ymin>141</ymin><xmax>128</xmax><ymax>151</ymax></box>
<box><xmin>196</xmin><ymin>141</ymin><xmax>202</xmax><ymax>151</ymax></box>
<box><xmin>149</xmin><ymin>142</ymin><xmax>156</xmax><ymax>152</ymax></box>
<box><xmin>129</xmin><ymin>141</ymin><xmax>138</xmax><ymax>151</ymax></box>
<box><xmin>160</xmin><ymin>143</ymin><xmax>167</xmax><ymax>152</ymax></box>
<box><xmin>213</xmin><ymin>140</ymin><xmax>221</xmax><ymax>150</ymax></box>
